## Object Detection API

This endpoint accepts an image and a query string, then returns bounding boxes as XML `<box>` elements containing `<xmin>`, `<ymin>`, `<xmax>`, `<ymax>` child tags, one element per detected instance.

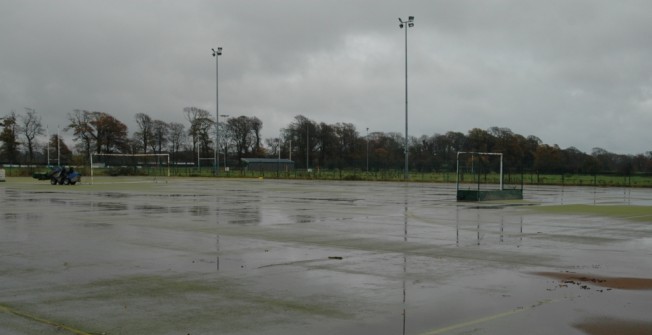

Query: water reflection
<box><xmin>190</xmin><ymin>205</ymin><xmax>210</xmax><ymax>217</ymax></box>
<box><xmin>92</xmin><ymin>201</ymin><xmax>128</xmax><ymax>211</ymax></box>
<box><xmin>528</xmin><ymin>185</ymin><xmax>645</xmax><ymax>206</ymax></box>
<box><xmin>222</xmin><ymin>197</ymin><xmax>262</xmax><ymax>225</ymax></box>
<box><xmin>216</xmin><ymin>234</ymin><xmax>220</xmax><ymax>271</ymax></box>
<box><xmin>455</xmin><ymin>205</ymin><xmax>524</xmax><ymax>247</ymax></box>
<box><xmin>133</xmin><ymin>204</ymin><xmax>168</xmax><ymax>214</ymax></box>
<box><xmin>292</xmin><ymin>214</ymin><xmax>314</xmax><ymax>224</ymax></box>
<box><xmin>402</xmin><ymin>185</ymin><xmax>408</xmax><ymax>335</ymax></box>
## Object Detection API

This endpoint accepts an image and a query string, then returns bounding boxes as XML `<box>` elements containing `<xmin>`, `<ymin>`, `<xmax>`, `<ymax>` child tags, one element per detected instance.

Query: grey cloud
<box><xmin>1</xmin><ymin>0</ymin><xmax>651</xmax><ymax>154</ymax></box>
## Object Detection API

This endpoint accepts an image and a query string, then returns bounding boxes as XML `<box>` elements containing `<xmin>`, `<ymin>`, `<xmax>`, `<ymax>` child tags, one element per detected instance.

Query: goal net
<box><xmin>90</xmin><ymin>153</ymin><xmax>170</xmax><ymax>184</ymax></box>
<box><xmin>456</xmin><ymin>152</ymin><xmax>523</xmax><ymax>201</ymax></box>
<box><xmin>456</xmin><ymin>152</ymin><xmax>505</xmax><ymax>191</ymax></box>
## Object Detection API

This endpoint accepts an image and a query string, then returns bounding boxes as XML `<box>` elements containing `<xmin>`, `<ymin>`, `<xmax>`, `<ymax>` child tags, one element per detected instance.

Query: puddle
<box><xmin>574</xmin><ymin>317</ymin><xmax>652</xmax><ymax>335</ymax></box>
<box><xmin>535</xmin><ymin>271</ymin><xmax>652</xmax><ymax>290</ymax></box>
<box><xmin>1</xmin><ymin>178</ymin><xmax>652</xmax><ymax>334</ymax></box>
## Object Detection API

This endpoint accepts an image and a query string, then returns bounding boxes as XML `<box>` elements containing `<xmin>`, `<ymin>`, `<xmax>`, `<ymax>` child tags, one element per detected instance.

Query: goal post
<box><xmin>90</xmin><ymin>153</ymin><xmax>170</xmax><ymax>184</ymax></box>
<box><xmin>455</xmin><ymin>151</ymin><xmax>523</xmax><ymax>201</ymax></box>
<box><xmin>456</xmin><ymin>152</ymin><xmax>503</xmax><ymax>191</ymax></box>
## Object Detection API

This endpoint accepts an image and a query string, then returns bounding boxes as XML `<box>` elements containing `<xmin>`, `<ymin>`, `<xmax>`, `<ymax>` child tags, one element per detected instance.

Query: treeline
<box><xmin>1</xmin><ymin>108</ymin><xmax>651</xmax><ymax>175</ymax></box>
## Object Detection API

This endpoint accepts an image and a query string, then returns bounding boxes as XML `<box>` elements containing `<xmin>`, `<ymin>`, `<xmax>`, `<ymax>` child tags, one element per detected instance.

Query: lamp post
<box><xmin>212</xmin><ymin>46</ymin><xmax>222</xmax><ymax>176</ymax></box>
<box><xmin>399</xmin><ymin>16</ymin><xmax>414</xmax><ymax>180</ymax></box>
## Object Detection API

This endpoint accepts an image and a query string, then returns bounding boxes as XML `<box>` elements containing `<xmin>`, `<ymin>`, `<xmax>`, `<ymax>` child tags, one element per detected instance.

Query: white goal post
<box><xmin>90</xmin><ymin>153</ymin><xmax>170</xmax><ymax>184</ymax></box>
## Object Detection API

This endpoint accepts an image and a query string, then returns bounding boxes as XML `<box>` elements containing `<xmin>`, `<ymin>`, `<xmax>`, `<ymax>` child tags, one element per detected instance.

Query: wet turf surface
<box><xmin>1</xmin><ymin>177</ymin><xmax>651</xmax><ymax>334</ymax></box>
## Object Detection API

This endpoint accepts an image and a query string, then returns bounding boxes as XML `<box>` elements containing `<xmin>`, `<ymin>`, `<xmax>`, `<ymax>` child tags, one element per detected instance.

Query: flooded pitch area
<box><xmin>1</xmin><ymin>177</ymin><xmax>651</xmax><ymax>334</ymax></box>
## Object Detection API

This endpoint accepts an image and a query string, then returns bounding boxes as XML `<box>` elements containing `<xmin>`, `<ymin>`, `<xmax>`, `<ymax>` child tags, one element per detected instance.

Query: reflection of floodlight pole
<box><xmin>398</xmin><ymin>16</ymin><xmax>414</xmax><ymax>180</ymax></box>
<box><xmin>212</xmin><ymin>46</ymin><xmax>222</xmax><ymax>176</ymax></box>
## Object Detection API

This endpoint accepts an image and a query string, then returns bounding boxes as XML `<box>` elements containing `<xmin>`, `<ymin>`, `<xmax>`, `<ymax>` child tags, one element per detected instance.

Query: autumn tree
<box><xmin>534</xmin><ymin>144</ymin><xmax>563</xmax><ymax>174</ymax></box>
<box><xmin>368</xmin><ymin>132</ymin><xmax>403</xmax><ymax>170</ymax></box>
<box><xmin>465</xmin><ymin>128</ymin><xmax>495</xmax><ymax>153</ymax></box>
<box><xmin>432</xmin><ymin>131</ymin><xmax>465</xmax><ymax>171</ymax></box>
<box><xmin>410</xmin><ymin>134</ymin><xmax>435</xmax><ymax>172</ymax></box>
<box><xmin>93</xmin><ymin>112</ymin><xmax>129</xmax><ymax>154</ymax></box>
<box><xmin>66</xmin><ymin>110</ymin><xmax>129</xmax><ymax>159</ymax></box>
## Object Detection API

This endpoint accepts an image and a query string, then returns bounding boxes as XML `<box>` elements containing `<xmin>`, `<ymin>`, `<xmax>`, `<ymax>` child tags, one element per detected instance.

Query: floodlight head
<box><xmin>408</xmin><ymin>16</ymin><xmax>414</xmax><ymax>21</ymax></box>
<box><xmin>408</xmin><ymin>22</ymin><xmax>414</xmax><ymax>27</ymax></box>
<box><xmin>399</xmin><ymin>23</ymin><xmax>404</xmax><ymax>28</ymax></box>
<box><xmin>217</xmin><ymin>47</ymin><xmax>222</xmax><ymax>54</ymax></box>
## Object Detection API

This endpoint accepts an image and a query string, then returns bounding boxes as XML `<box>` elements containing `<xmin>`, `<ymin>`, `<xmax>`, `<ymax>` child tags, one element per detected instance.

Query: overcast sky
<box><xmin>1</xmin><ymin>0</ymin><xmax>651</xmax><ymax>155</ymax></box>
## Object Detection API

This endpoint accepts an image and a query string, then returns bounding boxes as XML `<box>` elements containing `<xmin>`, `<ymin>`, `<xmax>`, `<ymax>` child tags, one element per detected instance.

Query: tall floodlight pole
<box><xmin>399</xmin><ymin>16</ymin><xmax>414</xmax><ymax>180</ymax></box>
<box><xmin>212</xmin><ymin>46</ymin><xmax>222</xmax><ymax>176</ymax></box>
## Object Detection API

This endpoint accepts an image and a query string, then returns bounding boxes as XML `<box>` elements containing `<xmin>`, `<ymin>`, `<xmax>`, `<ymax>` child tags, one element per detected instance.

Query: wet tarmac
<box><xmin>1</xmin><ymin>177</ymin><xmax>651</xmax><ymax>334</ymax></box>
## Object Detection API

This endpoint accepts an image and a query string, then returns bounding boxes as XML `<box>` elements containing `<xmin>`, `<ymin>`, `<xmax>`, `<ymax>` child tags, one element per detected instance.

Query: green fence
<box><xmin>5</xmin><ymin>165</ymin><xmax>652</xmax><ymax>187</ymax></box>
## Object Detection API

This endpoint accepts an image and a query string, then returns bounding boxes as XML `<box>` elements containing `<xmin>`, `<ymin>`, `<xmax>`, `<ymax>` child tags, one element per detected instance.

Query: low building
<box><xmin>241</xmin><ymin>158</ymin><xmax>295</xmax><ymax>172</ymax></box>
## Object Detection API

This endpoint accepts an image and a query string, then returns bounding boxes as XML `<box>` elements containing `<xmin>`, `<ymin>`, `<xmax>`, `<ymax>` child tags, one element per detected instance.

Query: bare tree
<box><xmin>134</xmin><ymin>113</ymin><xmax>153</xmax><ymax>154</ymax></box>
<box><xmin>20</xmin><ymin>108</ymin><xmax>45</xmax><ymax>162</ymax></box>
<box><xmin>168</xmin><ymin>122</ymin><xmax>186</xmax><ymax>163</ymax></box>
<box><xmin>66</xmin><ymin>109</ymin><xmax>95</xmax><ymax>158</ymax></box>
<box><xmin>151</xmin><ymin>120</ymin><xmax>169</xmax><ymax>154</ymax></box>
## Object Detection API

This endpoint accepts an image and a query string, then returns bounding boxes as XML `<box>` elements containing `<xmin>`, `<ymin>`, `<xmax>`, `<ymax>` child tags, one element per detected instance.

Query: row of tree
<box><xmin>2</xmin><ymin>108</ymin><xmax>651</xmax><ymax>175</ymax></box>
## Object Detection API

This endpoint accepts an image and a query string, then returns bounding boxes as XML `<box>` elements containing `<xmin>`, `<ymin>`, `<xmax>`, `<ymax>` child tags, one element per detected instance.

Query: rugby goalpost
<box><xmin>90</xmin><ymin>153</ymin><xmax>170</xmax><ymax>185</ymax></box>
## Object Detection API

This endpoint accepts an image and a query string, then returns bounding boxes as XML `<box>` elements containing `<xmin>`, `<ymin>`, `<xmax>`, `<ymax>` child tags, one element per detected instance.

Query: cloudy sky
<box><xmin>1</xmin><ymin>0</ymin><xmax>651</xmax><ymax>155</ymax></box>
